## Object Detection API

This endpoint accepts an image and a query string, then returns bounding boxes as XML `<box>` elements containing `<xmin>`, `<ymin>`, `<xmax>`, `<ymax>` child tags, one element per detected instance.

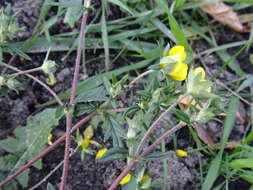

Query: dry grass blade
<box><xmin>193</xmin><ymin>0</ymin><xmax>250</xmax><ymax>33</ymax></box>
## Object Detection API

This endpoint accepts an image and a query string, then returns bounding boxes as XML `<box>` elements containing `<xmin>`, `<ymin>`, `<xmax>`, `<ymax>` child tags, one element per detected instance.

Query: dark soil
<box><xmin>0</xmin><ymin>0</ymin><xmax>253</xmax><ymax>190</ymax></box>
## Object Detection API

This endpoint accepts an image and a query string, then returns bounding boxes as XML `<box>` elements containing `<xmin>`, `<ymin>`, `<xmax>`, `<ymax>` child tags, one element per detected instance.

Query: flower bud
<box><xmin>41</xmin><ymin>60</ymin><xmax>56</xmax><ymax>75</ymax></box>
<box><xmin>127</xmin><ymin>127</ymin><xmax>136</xmax><ymax>139</ymax></box>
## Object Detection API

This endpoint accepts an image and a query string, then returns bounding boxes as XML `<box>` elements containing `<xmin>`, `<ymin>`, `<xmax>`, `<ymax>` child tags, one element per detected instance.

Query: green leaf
<box><xmin>201</xmin><ymin>150</ymin><xmax>223</xmax><ymax>190</ymax></box>
<box><xmin>16</xmin><ymin>169</ymin><xmax>29</xmax><ymax>188</ymax></box>
<box><xmin>201</xmin><ymin>97</ymin><xmax>239</xmax><ymax>190</ymax></box>
<box><xmin>237</xmin><ymin>75</ymin><xmax>253</xmax><ymax>92</ymax></box>
<box><xmin>122</xmin><ymin>176</ymin><xmax>137</xmax><ymax>190</ymax></box>
<box><xmin>168</xmin><ymin>14</ymin><xmax>191</xmax><ymax>52</ymax></box>
<box><xmin>143</xmin><ymin>151</ymin><xmax>171</xmax><ymax>160</ymax></box>
<box><xmin>75</xmin><ymin>86</ymin><xmax>108</xmax><ymax>103</ymax></box>
<box><xmin>103</xmin><ymin>115</ymin><xmax>125</xmax><ymax>147</ymax></box>
<box><xmin>74</xmin><ymin>103</ymin><xmax>97</xmax><ymax>116</ymax></box>
<box><xmin>0</xmin><ymin>137</ymin><xmax>25</xmax><ymax>154</ymax></box>
<box><xmin>107</xmin><ymin>0</ymin><xmax>135</xmax><ymax>15</ymax></box>
<box><xmin>230</xmin><ymin>158</ymin><xmax>253</xmax><ymax>169</ymax></box>
<box><xmin>174</xmin><ymin>0</ymin><xmax>186</xmax><ymax>10</ymax></box>
<box><xmin>98</xmin><ymin>147</ymin><xmax>128</xmax><ymax>163</ymax></box>
<box><xmin>63</xmin><ymin>0</ymin><xmax>83</xmax><ymax>28</ymax></box>
<box><xmin>240</xmin><ymin>171</ymin><xmax>253</xmax><ymax>184</ymax></box>
<box><xmin>11</xmin><ymin>108</ymin><xmax>64</xmax><ymax>172</ymax></box>
<box><xmin>101</xmin><ymin>1</ymin><xmax>110</xmax><ymax>71</ymax></box>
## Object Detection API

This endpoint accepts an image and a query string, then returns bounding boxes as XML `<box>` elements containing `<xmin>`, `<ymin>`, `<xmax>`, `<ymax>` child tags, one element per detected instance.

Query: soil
<box><xmin>0</xmin><ymin>0</ymin><xmax>253</xmax><ymax>190</ymax></box>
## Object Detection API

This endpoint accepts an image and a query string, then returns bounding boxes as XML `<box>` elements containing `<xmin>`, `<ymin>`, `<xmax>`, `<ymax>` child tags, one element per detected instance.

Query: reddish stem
<box><xmin>0</xmin><ymin>111</ymin><xmax>98</xmax><ymax>188</ymax></box>
<box><xmin>59</xmin><ymin>9</ymin><xmax>89</xmax><ymax>190</ymax></box>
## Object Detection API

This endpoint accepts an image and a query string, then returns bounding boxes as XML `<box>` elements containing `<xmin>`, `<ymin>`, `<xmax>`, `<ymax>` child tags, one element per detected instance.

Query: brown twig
<box><xmin>0</xmin><ymin>62</ymin><xmax>63</xmax><ymax>106</ymax></box>
<box><xmin>107</xmin><ymin>122</ymin><xmax>186</xmax><ymax>190</ymax></box>
<box><xmin>59</xmin><ymin>4</ymin><xmax>90</xmax><ymax>189</ymax></box>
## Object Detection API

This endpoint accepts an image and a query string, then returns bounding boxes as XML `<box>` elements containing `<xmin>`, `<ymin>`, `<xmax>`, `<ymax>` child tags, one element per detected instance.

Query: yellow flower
<box><xmin>81</xmin><ymin>138</ymin><xmax>90</xmax><ymax>149</ymax></box>
<box><xmin>81</xmin><ymin>139</ymin><xmax>101</xmax><ymax>149</ymax></box>
<box><xmin>167</xmin><ymin>45</ymin><xmax>186</xmax><ymax>62</ymax></box>
<box><xmin>167</xmin><ymin>62</ymin><xmax>188</xmax><ymax>81</ymax></box>
<box><xmin>160</xmin><ymin>45</ymin><xmax>188</xmax><ymax>81</ymax></box>
<box><xmin>194</xmin><ymin>67</ymin><xmax>211</xmax><ymax>92</ymax></box>
<box><xmin>176</xmin><ymin>149</ymin><xmax>188</xmax><ymax>157</ymax></box>
<box><xmin>95</xmin><ymin>148</ymin><xmax>108</xmax><ymax>160</ymax></box>
<box><xmin>120</xmin><ymin>173</ymin><xmax>132</xmax><ymax>185</ymax></box>
<box><xmin>47</xmin><ymin>133</ymin><xmax>53</xmax><ymax>145</ymax></box>
<box><xmin>80</xmin><ymin>126</ymin><xmax>101</xmax><ymax>149</ymax></box>
<box><xmin>140</xmin><ymin>174</ymin><xmax>151</xmax><ymax>183</ymax></box>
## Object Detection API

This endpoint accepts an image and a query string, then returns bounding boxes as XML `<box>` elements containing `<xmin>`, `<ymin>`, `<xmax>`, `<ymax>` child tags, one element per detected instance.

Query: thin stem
<box><xmin>135</xmin><ymin>94</ymin><xmax>188</xmax><ymax>155</ymax></box>
<box><xmin>60</xmin><ymin>2</ymin><xmax>90</xmax><ymax>189</ymax></box>
<box><xmin>9</xmin><ymin>67</ymin><xmax>42</xmax><ymax>78</ymax></box>
<box><xmin>107</xmin><ymin>122</ymin><xmax>186</xmax><ymax>190</ymax></box>
<box><xmin>129</xmin><ymin>70</ymin><xmax>154</xmax><ymax>87</ymax></box>
<box><xmin>0</xmin><ymin>62</ymin><xmax>63</xmax><ymax>106</ymax></box>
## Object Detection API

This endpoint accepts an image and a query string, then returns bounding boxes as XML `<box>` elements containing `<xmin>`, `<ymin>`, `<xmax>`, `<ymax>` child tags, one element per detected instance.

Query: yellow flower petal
<box><xmin>167</xmin><ymin>62</ymin><xmax>188</xmax><ymax>81</ymax></box>
<box><xmin>120</xmin><ymin>173</ymin><xmax>132</xmax><ymax>185</ymax></box>
<box><xmin>193</xmin><ymin>67</ymin><xmax>212</xmax><ymax>92</ymax></box>
<box><xmin>95</xmin><ymin>148</ymin><xmax>108</xmax><ymax>160</ymax></box>
<box><xmin>176</xmin><ymin>149</ymin><xmax>188</xmax><ymax>157</ymax></box>
<box><xmin>81</xmin><ymin>139</ymin><xmax>90</xmax><ymax>149</ymax></box>
<box><xmin>83</xmin><ymin>125</ymin><xmax>94</xmax><ymax>140</ymax></box>
<box><xmin>140</xmin><ymin>174</ymin><xmax>151</xmax><ymax>183</ymax></box>
<box><xmin>90</xmin><ymin>140</ymin><xmax>101</xmax><ymax>147</ymax></box>
<box><xmin>168</xmin><ymin>45</ymin><xmax>186</xmax><ymax>62</ymax></box>
<box><xmin>47</xmin><ymin>133</ymin><xmax>53</xmax><ymax>145</ymax></box>
<box><xmin>194</xmin><ymin>67</ymin><xmax>206</xmax><ymax>81</ymax></box>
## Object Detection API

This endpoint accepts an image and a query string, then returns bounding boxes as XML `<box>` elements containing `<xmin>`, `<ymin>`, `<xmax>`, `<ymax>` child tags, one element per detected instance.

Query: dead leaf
<box><xmin>194</xmin><ymin>123</ymin><xmax>238</xmax><ymax>150</ymax></box>
<box><xmin>193</xmin><ymin>0</ymin><xmax>250</xmax><ymax>33</ymax></box>
<box><xmin>179</xmin><ymin>94</ymin><xmax>207</xmax><ymax>110</ymax></box>
<box><xmin>195</xmin><ymin>123</ymin><xmax>216</xmax><ymax>149</ymax></box>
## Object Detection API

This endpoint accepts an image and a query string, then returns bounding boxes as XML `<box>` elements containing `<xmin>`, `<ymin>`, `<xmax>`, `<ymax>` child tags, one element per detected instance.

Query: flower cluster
<box><xmin>159</xmin><ymin>45</ymin><xmax>212</xmax><ymax>96</ymax></box>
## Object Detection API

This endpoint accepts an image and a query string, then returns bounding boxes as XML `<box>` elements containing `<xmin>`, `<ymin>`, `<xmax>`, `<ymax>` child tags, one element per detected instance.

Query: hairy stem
<box><xmin>59</xmin><ymin>3</ymin><xmax>90</xmax><ymax>189</ymax></box>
